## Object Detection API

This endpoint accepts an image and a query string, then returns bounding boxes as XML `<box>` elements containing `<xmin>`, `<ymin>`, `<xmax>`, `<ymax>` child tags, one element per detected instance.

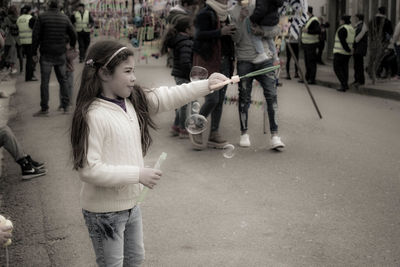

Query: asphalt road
<box><xmin>1</xmin><ymin>57</ymin><xmax>400</xmax><ymax>266</ymax></box>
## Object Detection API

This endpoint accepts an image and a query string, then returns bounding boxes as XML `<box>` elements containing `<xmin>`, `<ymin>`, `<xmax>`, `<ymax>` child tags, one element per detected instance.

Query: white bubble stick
<box><xmin>137</xmin><ymin>152</ymin><xmax>168</xmax><ymax>203</ymax></box>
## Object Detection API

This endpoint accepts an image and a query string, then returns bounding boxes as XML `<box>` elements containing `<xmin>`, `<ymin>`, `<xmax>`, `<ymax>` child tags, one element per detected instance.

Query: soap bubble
<box><xmin>185</xmin><ymin>114</ymin><xmax>208</xmax><ymax>134</ymax></box>
<box><xmin>223</xmin><ymin>144</ymin><xmax>235</xmax><ymax>159</ymax></box>
<box><xmin>192</xmin><ymin>102</ymin><xmax>201</xmax><ymax>113</ymax></box>
<box><xmin>190</xmin><ymin>66</ymin><xmax>208</xmax><ymax>82</ymax></box>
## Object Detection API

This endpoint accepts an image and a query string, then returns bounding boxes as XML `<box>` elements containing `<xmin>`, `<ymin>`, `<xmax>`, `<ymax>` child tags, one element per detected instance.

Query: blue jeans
<box><xmin>83</xmin><ymin>206</ymin><xmax>145</xmax><ymax>267</ymax></box>
<box><xmin>237</xmin><ymin>60</ymin><xmax>278</xmax><ymax>134</ymax></box>
<box><xmin>199</xmin><ymin>56</ymin><xmax>233</xmax><ymax>132</ymax></box>
<box><xmin>59</xmin><ymin>71</ymin><xmax>74</xmax><ymax>106</ymax></box>
<box><xmin>39</xmin><ymin>54</ymin><xmax>69</xmax><ymax>110</ymax></box>
<box><xmin>251</xmin><ymin>25</ymin><xmax>278</xmax><ymax>60</ymax></box>
<box><xmin>173</xmin><ymin>77</ymin><xmax>190</xmax><ymax>129</ymax></box>
<box><xmin>0</xmin><ymin>125</ymin><xmax>25</xmax><ymax>162</ymax></box>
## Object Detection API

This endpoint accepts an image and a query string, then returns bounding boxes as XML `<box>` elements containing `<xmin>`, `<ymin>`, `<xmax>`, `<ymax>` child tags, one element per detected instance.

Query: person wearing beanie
<box><xmin>300</xmin><ymin>6</ymin><xmax>321</xmax><ymax>85</ymax></box>
<box><xmin>333</xmin><ymin>15</ymin><xmax>355</xmax><ymax>92</ymax></box>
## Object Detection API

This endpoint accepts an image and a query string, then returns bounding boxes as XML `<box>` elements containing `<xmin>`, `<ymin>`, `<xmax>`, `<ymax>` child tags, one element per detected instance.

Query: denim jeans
<box><xmin>173</xmin><ymin>77</ymin><xmax>190</xmax><ymax>129</ymax></box>
<box><xmin>39</xmin><ymin>54</ymin><xmax>69</xmax><ymax>111</ymax></box>
<box><xmin>199</xmin><ymin>56</ymin><xmax>233</xmax><ymax>132</ymax></box>
<box><xmin>237</xmin><ymin>60</ymin><xmax>278</xmax><ymax>134</ymax></box>
<box><xmin>395</xmin><ymin>44</ymin><xmax>400</xmax><ymax>76</ymax></box>
<box><xmin>0</xmin><ymin>125</ymin><xmax>25</xmax><ymax>162</ymax></box>
<box><xmin>59</xmin><ymin>71</ymin><xmax>74</xmax><ymax>106</ymax></box>
<box><xmin>251</xmin><ymin>25</ymin><xmax>278</xmax><ymax>60</ymax></box>
<box><xmin>83</xmin><ymin>206</ymin><xmax>145</xmax><ymax>267</ymax></box>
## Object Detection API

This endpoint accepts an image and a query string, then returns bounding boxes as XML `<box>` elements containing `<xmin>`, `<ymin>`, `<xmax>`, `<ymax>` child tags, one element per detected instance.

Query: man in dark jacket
<box><xmin>352</xmin><ymin>14</ymin><xmax>368</xmax><ymax>86</ymax></box>
<box><xmin>192</xmin><ymin>0</ymin><xmax>235</xmax><ymax>149</ymax></box>
<box><xmin>300</xmin><ymin>6</ymin><xmax>320</xmax><ymax>84</ymax></box>
<box><xmin>32</xmin><ymin>0</ymin><xmax>77</xmax><ymax>116</ymax></box>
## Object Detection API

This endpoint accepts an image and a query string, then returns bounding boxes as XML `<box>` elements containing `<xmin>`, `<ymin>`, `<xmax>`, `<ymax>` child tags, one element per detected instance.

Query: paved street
<box><xmin>1</xmin><ymin>57</ymin><xmax>400</xmax><ymax>266</ymax></box>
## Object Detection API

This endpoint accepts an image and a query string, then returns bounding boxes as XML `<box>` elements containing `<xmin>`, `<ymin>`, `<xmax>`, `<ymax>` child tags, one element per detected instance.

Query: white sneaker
<box><xmin>10</xmin><ymin>68</ymin><xmax>17</xmax><ymax>74</ymax></box>
<box><xmin>252</xmin><ymin>53</ymin><xmax>269</xmax><ymax>64</ymax></box>
<box><xmin>270</xmin><ymin>135</ymin><xmax>285</xmax><ymax>150</ymax></box>
<box><xmin>239</xmin><ymin>133</ymin><xmax>251</xmax><ymax>147</ymax></box>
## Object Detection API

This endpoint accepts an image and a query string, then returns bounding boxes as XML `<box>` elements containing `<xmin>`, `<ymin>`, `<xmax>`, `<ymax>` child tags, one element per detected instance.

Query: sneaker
<box><xmin>18</xmin><ymin>158</ymin><xmax>47</xmax><ymax>180</ymax></box>
<box><xmin>179</xmin><ymin>129</ymin><xmax>189</xmax><ymax>139</ymax></box>
<box><xmin>170</xmin><ymin>125</ymin><xmax>180</xmax><ymax>137</ymax></box>
<box><xmin>239</xmin><ymin>133</ymin><xmax>251</xmax><ymax>147</ymax></box>
<box><xmin>33</xmin><ymin>109</ymin><xmax>49</xmax><ymax>117</ymax></box>
<box><xmin>270</xmin><ymin>135</ymin><xmax>285</xmax><ymax>150</ymax></box>
<box><xmin>208</xmin><ymin>131</ymin><xmax>228</xmax><ymax>148</ymax></box>
<box><xmin>26</xmin><ymin>155</ymin><xmax>45</xmax><ymax>169</ymax></box>
<box><xmin>10</xmin><ymin>68</ymin><xmax>18</xmax><ymax>74</ymax></box>
<box><xmin>252</xmin><ymin>53</ymin><xmax>269</xmax><ymax>64</ymax></box>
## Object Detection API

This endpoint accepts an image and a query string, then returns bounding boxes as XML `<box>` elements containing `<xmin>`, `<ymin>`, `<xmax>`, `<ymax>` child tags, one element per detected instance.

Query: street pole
<box><xmin>286</xmin><ymin>39</ymin><xmax>323</xmax><ymax>119</ymax></box>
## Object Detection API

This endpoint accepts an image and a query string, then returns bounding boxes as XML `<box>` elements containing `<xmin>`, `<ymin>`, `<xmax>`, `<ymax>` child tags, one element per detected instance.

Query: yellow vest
<box><xmin>74</xmin><ymin>10</ymin><xmax>90</xmax><ymax>32</ymax></box>
<box><xmin>17</xmin><ymin>14</ymin><xmax>32</xmax><ymax>45</ymax></box>
<box><xmin>333</xmin><ymin>24</ymin><xmax>355</xmax><ymax>55</ymax></box>
<box><xmin>301</xmin><ymin>16</ymin><xmax>320</xmax><ymax>44</ymax></box>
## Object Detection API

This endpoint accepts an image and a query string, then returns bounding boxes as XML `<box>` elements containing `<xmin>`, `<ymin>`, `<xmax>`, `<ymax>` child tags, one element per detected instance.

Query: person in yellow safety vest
<box><xmin>70</xmin><ymin>3</ymin><xmax>94</xmax><ymax>63</ymax></box>
<box><xmin>300</xmin><ymin>6</ymin><xmax>320</xmax><ymax>85</ymax></box>
<box><xmin>17</xmin><ymin>5</ymin><xmax>37</xmax><ymax>81</ymax></box>
<box><xmin>333</xmin><ymin>15</ymin><xmax>355</xmax><ymax>92</ymax></box>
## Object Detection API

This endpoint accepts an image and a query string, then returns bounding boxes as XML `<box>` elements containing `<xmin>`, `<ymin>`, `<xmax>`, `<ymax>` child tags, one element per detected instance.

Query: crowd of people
<box><xmin>1</xmin><ymin>0</ymin><xmax>400</xmax><ymax>265</ymax></box>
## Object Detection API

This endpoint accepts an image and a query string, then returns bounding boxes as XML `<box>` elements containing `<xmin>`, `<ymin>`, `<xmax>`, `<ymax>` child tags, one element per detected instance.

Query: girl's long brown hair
<box><xmin>71</xmin><ymin>40</ymin><xmax>156</xmax><ymax>170</ymax></box>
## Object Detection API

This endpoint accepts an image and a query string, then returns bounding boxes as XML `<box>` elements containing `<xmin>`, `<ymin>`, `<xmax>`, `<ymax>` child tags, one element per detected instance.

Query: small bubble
<box><xmin>223</xmin><ymin>144</ymin><xmax>236</xmax><ymax>159</ymax></box>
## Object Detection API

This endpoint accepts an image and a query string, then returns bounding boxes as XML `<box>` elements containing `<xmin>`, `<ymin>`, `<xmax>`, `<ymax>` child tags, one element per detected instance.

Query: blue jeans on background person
<box><xmin>173</xmin><ymin>77</ymin><xmax>190</xmax><ymax>130</ymax></box>
<box><xmin>199</xmin><ymin>56</ymin><xmax>233</xmax><ymax>133</ymax></box>
<box><xmin>39</xmin><ymin>54</ymin><xmax>69</xmax><ymax>111</ymax></box>
<box><xmin>59</xmin><ymin>71</ymin><xmax>74</xmax><ymax>106</ymax></box>
<box><xmin>237</xmin><ymin>59</ymin><xmax>278</xmax><ymax>134</ymax></box>
<box><xmin>83</xmin><ymin>205</ymin><xmax>145</xmax><ymax>267</ymax></box>
<box><xmin>395</xmin><ymin>44</ymin><xmax>400</xmax><ymax>77</ymax></box>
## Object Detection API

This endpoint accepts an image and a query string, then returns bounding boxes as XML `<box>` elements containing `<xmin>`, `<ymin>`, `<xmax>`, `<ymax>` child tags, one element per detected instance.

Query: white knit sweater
<box><xmin>79</xmin><ymin>80</ymin><xmax>210</xmax><ymax>212</ymax></box>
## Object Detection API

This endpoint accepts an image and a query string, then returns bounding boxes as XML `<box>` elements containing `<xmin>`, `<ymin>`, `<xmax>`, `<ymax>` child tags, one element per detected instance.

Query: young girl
<box><xmin>249</xmin><ymin>0</ymin><xmax>283</xmax><ymax>64</ymax></box>
<box><xmin>161</xmin><ymin>16</ymin><xmax>194</xmax><ymax>138</ymax></box>
<box><xmin>70</xmin><ymin>40</ymin><xmax>227</xmax><ymax>266</ymax></box>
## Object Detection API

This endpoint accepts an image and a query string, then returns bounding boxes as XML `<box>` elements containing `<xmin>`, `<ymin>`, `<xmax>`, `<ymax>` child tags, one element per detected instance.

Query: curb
<box><xmin>316</xmin><ymin>79</ymin><xmax>400</xmax><ymax>101</ymax></box>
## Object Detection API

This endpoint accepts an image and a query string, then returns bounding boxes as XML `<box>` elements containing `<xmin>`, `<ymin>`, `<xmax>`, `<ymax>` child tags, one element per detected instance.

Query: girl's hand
<box><xmin>0</xmin><ymin>225</ymin><xmax>12</xmax><ymax>245</ymax></box>
<box><xmin>139</xmin><ymin>168</ymin><xmax>162</xmax><ymax>189</ymax></box>
<box><xmin>208</xmin><ymin>73</ymin><xmax>230</xmax><ymax>91</ymax></box>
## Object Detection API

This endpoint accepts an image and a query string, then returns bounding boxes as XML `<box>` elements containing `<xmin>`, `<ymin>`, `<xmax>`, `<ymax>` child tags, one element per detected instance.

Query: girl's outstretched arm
<box><xmin>145</xmin><ymin>73</ymin><xmax>229</xmax><ymax>114</ymax></box>
<box><xmin>78</xmin><ymin>111</ymin><xmax>140</xmax><ymax>187</ymax></box>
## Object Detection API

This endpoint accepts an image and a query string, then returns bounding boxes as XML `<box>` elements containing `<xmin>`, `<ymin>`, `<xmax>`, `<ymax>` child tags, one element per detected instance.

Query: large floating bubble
<box><xmin>190</xmin><ymin>66</ymin><xmax>208</xmax><ymax>82</ymax></box>
<box><xmin>185</xmin><ymin>114</ymin><xmax>208</xmax><ymax>135</ymax></box>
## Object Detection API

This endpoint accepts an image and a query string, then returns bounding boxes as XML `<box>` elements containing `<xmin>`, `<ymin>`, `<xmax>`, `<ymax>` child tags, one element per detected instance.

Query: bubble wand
<box><xmin>137</xmin><ymin>152</ymin><xmax>167</xmax><ymax>203</ymax></box>
<box><xmin>210</xmin><ymin>65</ymin><xmax>280</xmax><ymax>90</ymax></box>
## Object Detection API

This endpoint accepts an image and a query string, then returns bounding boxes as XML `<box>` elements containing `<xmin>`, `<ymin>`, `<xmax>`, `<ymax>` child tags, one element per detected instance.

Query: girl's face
<box><xmin>102</xmin><ymin>55</ymin><xmax>136</xmax><ymax>99</ymax></box>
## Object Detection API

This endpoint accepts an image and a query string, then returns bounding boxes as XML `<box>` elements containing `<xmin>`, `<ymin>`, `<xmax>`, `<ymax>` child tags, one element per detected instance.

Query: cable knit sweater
<box><xmin>79</xmin><ymin>80</ymin><xmax>210</xmax><ymax>212</ymax></box>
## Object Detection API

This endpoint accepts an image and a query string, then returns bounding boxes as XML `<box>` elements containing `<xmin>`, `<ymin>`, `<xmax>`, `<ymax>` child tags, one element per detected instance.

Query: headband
<box><xmin>103</xmin><ymin>47</ymin><xmax>128</xmax><ymax>68</ymax></box>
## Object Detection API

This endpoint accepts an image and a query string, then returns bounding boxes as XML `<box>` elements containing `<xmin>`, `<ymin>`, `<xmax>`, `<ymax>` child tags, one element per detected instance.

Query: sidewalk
<box><xmin>311</xmin><ymin>60</ymin><xmax>400</xmax><ymax>101</ymax></box>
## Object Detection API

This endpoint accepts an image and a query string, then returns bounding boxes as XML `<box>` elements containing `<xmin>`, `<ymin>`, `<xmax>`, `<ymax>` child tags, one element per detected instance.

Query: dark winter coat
<box><xmin>32</xmin><ymin>8</ymin><xmax>77</xmax><ymax>56</ymax></box>
<box><xmin>250</xmin><ymin>0</ymin><xmax>284</xmax><ymax>26</ymax></box>
<box><xmin>354</xmin><ymin>22</ymin><xmax>368</xmax><ymax>56</ymax></box>
<box><xmin>169</xmin><ymin>33</ymin><xmax>193</xmax><ymax>79</ymax></box>
<box><xmin>193</xmin><ymin>5</ymin><xmax>234</xmax><ymax>75</ymax></box>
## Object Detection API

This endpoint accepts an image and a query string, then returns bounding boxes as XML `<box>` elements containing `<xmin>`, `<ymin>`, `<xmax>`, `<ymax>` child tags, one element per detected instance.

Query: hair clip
<box><xmin>85</xmin><ymin>59</ymin><xmax>95</xmax><ymax>67</ymax></box>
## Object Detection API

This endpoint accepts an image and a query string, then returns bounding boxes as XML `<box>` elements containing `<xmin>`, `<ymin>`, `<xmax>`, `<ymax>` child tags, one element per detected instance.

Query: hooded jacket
<box><xmin>250</xmin><ymin>0</ymin><xmax>284</xmax><ymax>26</ymax></box>
<box><xmin>168</xmin><ymin>32</ymin><xmax>193</xmax><ymax>79</ymax></box>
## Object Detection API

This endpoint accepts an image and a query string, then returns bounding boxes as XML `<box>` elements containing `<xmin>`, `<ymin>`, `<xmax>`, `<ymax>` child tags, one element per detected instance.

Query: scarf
<box><xmin>206</xmin><ymin>0</ymin><xmax>228</xmax><ymax>21</ymax></box>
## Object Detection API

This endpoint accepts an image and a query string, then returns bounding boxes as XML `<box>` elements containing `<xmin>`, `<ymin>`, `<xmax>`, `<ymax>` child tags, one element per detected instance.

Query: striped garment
<box><xmin>279</xmin><ymin>0</ymin><xmax>309</xmax><ymax>40</ymax></box>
